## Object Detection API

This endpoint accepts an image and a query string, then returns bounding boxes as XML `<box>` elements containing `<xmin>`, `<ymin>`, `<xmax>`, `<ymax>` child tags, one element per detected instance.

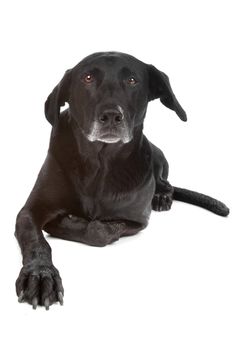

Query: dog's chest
<box><xmin>72</xmin><ymin>155</ymin><xmax>155</xmax><ymax>223</ymax></box>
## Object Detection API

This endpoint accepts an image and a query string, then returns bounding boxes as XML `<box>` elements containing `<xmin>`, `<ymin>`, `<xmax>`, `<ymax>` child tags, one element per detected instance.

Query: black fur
<box><xmin>15</xmin><ymin>52</ymin><xmax>229</xmax><ymax>309</ymax></box>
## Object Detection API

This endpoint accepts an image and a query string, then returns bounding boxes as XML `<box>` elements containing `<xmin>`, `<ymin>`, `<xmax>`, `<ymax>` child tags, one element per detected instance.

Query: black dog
<box><xmin>15</xmin><ymin>52</ymin><xmax>229</xmax><ymax>309</ymax></box>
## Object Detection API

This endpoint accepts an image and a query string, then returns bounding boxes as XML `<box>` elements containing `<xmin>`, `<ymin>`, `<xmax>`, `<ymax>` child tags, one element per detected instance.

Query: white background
<box><xmin>1</xmin><ymin>0</ymin><xmax>232</xmax><ymax>349</ymax></box>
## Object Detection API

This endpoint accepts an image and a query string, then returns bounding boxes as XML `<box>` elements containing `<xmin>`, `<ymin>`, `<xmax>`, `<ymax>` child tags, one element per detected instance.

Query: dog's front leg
<box><xmin>14</xmin><ymin>154</ymin><xmax>73</xmax><ymax>308</ymax></box>
<box><xmin>44</xmin><ymin>216</ymin><xmax>125</xmax><ymax>247</ymax></box>
<box><xmin>44</xmin><ymin>215</ymin><xmax>145</xmax><ymax>247</ymax></box>
<box><xmin>15</xmin><ymin>208</ymin><xmax>64</xmax><ymax>309</ymax></box>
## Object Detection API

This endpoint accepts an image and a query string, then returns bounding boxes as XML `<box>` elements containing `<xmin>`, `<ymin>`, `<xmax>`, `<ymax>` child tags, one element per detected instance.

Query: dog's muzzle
<box><xmin>87</xmin><ymin>105</ymin><xmax>132</xmax><ymax>144</ymax></box>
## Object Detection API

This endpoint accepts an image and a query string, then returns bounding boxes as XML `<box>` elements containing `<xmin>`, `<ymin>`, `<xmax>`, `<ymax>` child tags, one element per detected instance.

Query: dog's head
<box><xmin>45</xmin><ymin>52</ymin><xmax>186</xmax><ymax>144</ymax></box>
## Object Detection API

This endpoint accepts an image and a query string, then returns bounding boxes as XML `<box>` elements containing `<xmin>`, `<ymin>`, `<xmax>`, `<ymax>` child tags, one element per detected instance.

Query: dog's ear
<box><xmin>44</xmin><ymin>69</ymin><xmax>72</xmax><ymax>125</ymax></box>
<box><xmin>147</xmin><ymin>65</ymin><xmax>187</xmax><ymax>121</ymax></box>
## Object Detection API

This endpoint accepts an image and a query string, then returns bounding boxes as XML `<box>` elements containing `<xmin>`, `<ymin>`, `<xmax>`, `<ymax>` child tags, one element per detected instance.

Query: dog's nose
<box><xmin>98</xmin><ymin>109</ymin><xmax>124</xmax><ymax>126</ymax></box>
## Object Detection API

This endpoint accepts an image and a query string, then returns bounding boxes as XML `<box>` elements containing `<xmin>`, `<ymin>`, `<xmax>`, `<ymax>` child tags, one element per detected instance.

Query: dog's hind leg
<box><xmin>150</xmin><ymin>142</ymin><xmax>174</xmax><ymax>211</ymax></box>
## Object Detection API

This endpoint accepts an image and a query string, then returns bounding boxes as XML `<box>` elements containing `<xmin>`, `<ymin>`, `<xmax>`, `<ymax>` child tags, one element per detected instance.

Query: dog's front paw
<box><xmin>85</xmin><ymin>220</ymin><xmax>123</xmax><ymax>247</ymax></box>
<box><xmin>152</xmin><ymin>192</ymin><xmax>173</xmax><ymax>211</ymax></box>
<box><xmin>85</xmin><ymin>220</ymin><xmax>111</xmax><ymax>247</ymax></box>
<box><xmin>16</xmin><ymin>261</ymin><xmax>64</xmax><ymax>310</ymax></box>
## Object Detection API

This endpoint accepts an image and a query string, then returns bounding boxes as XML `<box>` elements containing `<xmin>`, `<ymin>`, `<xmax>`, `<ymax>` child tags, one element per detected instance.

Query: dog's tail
<box><xmin>173</xmin><ymin>187</ymin><xmax>230</xmax><ymax>217</ymax></box>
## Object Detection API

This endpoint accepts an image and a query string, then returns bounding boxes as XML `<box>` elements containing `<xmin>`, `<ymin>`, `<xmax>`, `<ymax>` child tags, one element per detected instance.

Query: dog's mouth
<box><xmin>87</xmin><ymin>131</ymin><xmax>121</xmax><ymax>144</ymax></box>
<box><xmin>96</xmin><ymin>133</ymin><xmax>121</xmax><ymax>144</ymax></box>
<box><xmin>86</xmin><ymin>121</ymin><xmax>132</xmax><ymax>144</ymax></box>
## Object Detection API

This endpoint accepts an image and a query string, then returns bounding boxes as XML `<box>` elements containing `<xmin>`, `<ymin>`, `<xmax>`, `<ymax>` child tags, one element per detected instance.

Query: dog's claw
<box><xmin>44</xmin><ymin>298</ymin><xmax>50</xmax><ymax>310</ymax></box>
<box><xmin>32</xmin><ymin>297</ymin><xmax>38</xmax><ymax>310</ymax></box>
<box><xmin>18</xmin><ymin>290</ymin><xmax>24</xmax><ymax>303</ymax></box>
<box><xmin>58</xmin><ymin>292</ymin><xmax>64</xmax><ymax>305</ymax></box>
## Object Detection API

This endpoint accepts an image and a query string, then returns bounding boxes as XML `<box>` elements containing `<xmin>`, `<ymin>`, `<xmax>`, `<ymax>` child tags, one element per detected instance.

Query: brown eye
<box><xmin>127</xmin><ymin>77</ymin><xmax>137</xmax><ymax>85</ymax></box>
<box><xmin>83</xmin><ymin>73</ymin><xmax>95</xmax><ymax>84</ymax></box>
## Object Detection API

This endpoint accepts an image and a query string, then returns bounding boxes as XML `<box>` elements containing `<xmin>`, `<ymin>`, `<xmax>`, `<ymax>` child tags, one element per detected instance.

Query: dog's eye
<box><xmin>83</xmin><ymin>73</ymin><xmax>95</xmax><ymax>84</ymax></box>
<box><xmin>127</xmin><ymin>77</ymin><xmax>137</xmax><ymax>85</ymax></box>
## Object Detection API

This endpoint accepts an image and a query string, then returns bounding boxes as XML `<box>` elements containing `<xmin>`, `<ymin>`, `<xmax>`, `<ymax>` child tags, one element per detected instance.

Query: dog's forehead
<box><xmin>75</xmin><ymin>52</ymin><xmax>145</xmax><ymax>73</ymax></box>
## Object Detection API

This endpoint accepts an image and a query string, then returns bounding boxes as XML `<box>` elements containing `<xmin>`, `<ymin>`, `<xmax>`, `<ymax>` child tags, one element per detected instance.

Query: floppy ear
<box><xmin>147</xmin><ymin>65</ymin><xmax>187</xmax><ymax>121</ymax></box>
<box><xmin>44</xmin><ymin>69</ymin><xmax>72</xmax><ymax>125</ymax></box>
